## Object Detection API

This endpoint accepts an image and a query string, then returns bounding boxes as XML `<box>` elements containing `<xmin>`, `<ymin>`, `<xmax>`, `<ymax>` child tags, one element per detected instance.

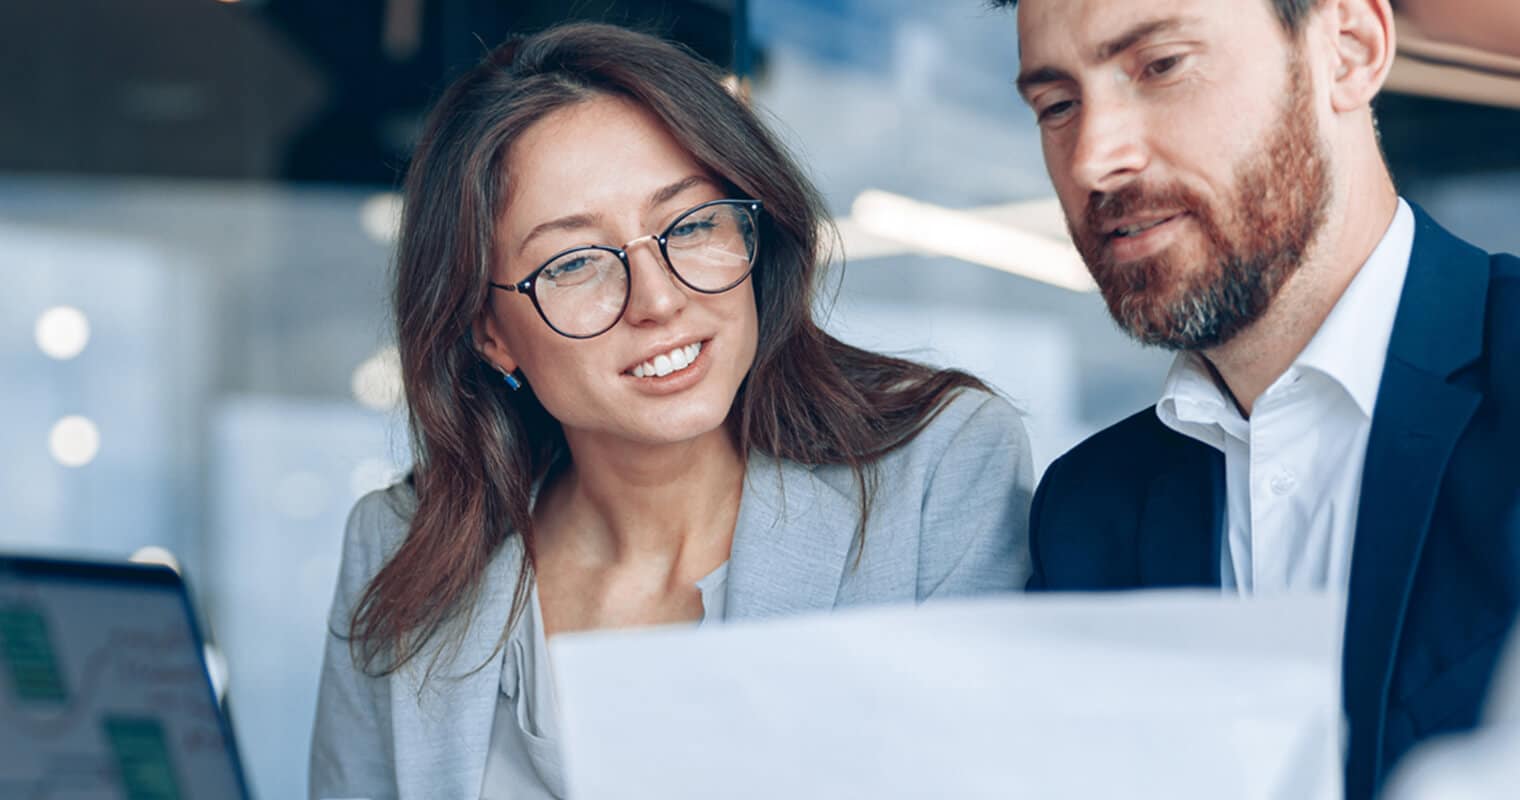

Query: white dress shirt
<box><xmin>1156</xmin><ymin>199</ymin><xmax>1416</xmax><ymax>594</ymax></box>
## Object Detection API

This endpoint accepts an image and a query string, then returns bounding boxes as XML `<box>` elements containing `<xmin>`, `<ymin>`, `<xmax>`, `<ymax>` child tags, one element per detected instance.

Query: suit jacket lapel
<box><xmin>392</xmin><ymin>535</ymin><xmax>524</xmax><ymax>799</ymax></box>
<box><xmin>1138</xmin><ymin>437</ymin><xmax>1224</xmax><ymax>587</ymax></box>
<box><xmin>726</xmin><ymin>453</ymin><xmax>856</xmax><ymax>621</ymax></box>
<box><xmin>1342</xmin><ymin>205</ymin><xmax>1488</xmax><ymax>800</ymax></box>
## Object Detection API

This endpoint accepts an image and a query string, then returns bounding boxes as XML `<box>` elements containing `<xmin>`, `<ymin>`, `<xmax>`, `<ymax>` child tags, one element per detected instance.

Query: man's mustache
<box><xmin>1081</xmin><ymin>184</ymin><xmax>1203</xmax><ymax>236</ymax></box>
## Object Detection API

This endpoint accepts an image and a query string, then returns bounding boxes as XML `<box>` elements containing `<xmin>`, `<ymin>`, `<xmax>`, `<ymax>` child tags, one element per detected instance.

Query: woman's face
<box><xmin>477</xmin><ymin>94</ymin><xmax>760</xmax><ymax>449</ymax></box>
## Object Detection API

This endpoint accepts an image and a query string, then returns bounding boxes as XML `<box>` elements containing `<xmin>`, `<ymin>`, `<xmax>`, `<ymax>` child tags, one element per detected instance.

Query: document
<box><xmin>551</xmin><ymin>591</ymin><xmax>1344</xmax><ymax>800</ymax></box>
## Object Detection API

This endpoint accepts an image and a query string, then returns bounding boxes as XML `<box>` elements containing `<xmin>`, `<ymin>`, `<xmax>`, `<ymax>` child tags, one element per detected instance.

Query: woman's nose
<box><xmin>620</xmin><ymin>237</ymin><xmax>688</xmax><ymax>327</ymax></box>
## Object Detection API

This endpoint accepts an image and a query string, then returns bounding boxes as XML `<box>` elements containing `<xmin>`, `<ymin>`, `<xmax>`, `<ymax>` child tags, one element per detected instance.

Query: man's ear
<box><xmin>472</xmin><ymin>309</ymin><xmax>518</xmax><ymax>376</ymax></box>
<box><xmin>1323</xmin><ymin>0</ymin><xmax>1396</xmax><ymax>113</ymax></box>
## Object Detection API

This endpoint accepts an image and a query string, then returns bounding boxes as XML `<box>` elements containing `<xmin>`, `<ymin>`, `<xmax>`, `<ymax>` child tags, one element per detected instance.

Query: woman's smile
<box><xmin>621</xmin><ymin>336</ymin><xmax>714</xmax><ymax>396</ymax></box>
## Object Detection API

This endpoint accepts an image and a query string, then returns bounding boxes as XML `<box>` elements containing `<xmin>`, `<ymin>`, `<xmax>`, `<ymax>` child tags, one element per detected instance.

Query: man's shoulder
<box><xmin>1041</xmin><ymin>407</ymin><xmax>1201</xmax><ymax>496</ymax></box>
<box><xmin>1496</xmin><ymin>251</ymin><xmax>1520</xmax><ymax>273</ymax></box>
<box><xmin>1486</xmin><ymin>251</ymin><xmax>1520</xmax><ymax>400</ymax></box>
<box><xmin>1411</xmin><ymin>204</ymin><xmax>1518</xmax><ymax>292</ymax></box>
<box><xmin>1062</xmin><ymin>406</ymin><xmax>1180</xmax><ymax>460</ymax></box>
<box><xmin>1489</xmin><ymin>250</ymin><xmax>1513</xmax><ymax>319</ymax></box>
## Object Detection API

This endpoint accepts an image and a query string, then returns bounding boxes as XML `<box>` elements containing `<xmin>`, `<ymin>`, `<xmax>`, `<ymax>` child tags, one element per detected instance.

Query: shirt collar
<box><xmin>1156</xmin><ymin>198</ymin><xmax>1415</xmax><ymax>435</ymax></box>
<box><xmin>1157</xmin><ymin>351</ymin><xmax>1244</xmax><ymax>450</ymax></box>
<box><xmin>1295</xmin><ymin>198</ymin><xmax>1415</xmax><ymax>417</ymax></box>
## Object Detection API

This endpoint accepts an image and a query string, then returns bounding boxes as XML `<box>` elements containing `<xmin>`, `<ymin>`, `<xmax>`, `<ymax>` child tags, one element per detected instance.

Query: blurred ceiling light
<box><xmin>49</xmin><ymin>416</ymin><xmax>101</xmax><ymax>468</ymax></box>
<box><xmin>849</xmin><ymin>190</ymin><xmax>1097</xmax><ymax>293</ymax></box>
<box><xmin>360</xmin><ymin>192</ymin><xmax>403</xmax><ymax>245</ymax></box>
<box><xmin>129</xmin><ymin>546</ymin><xmax>182</xmax><ymax>574</ymax></box>
<box><xmin>351</xmin><ymin>346</ymin><xmax>404</xmax><ymax>411</ymax></box>
<box><xmin>830</xmin><ymin>218</ymin><xmax>918</xmax><ymax>262</ymax></box>
<box><xmin>35</xmin><ymin>306</ymin><xmax>91</xmax><ymax>360</ymax></box>
<box><xmin>966</xmin><ymin>196</ymin><xmax>1075</xmax><ymax>242</ymax></box>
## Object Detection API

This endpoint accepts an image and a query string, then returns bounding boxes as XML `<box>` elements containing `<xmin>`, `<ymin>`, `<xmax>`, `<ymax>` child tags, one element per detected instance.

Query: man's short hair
<box><xmin>988</xmin><ymin>0</ymin><xmax>1323</xmax><ymax>34</ymax></box>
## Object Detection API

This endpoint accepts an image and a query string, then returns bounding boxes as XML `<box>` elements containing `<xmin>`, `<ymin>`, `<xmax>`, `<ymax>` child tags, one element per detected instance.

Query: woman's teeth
<box><xmin>630</xmin><ymin>341</ymin><xmax>703</xmax><ymax>378</ymax></box>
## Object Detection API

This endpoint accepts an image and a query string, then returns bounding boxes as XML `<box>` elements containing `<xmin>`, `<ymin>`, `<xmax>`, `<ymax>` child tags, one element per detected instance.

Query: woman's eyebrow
<box><xmin>516</xmin><ymin>175</ymin><xmax>715</xmax><ymax>254</ymax></box>
<box><xmin>646</xmin><ymin>175</ymin><xmax>713</xmax><ymax>209</ymax></box>
<box><xmin>517</xmin><ymin>211</ymin><xmax>603</xmax><ymax>254</ymax></box>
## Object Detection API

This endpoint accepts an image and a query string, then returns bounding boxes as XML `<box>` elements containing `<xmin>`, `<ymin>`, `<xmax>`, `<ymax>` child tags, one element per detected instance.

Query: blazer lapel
<box><xmin>1342</xmin><ymin>205</ymin><xmax>1488</xmax><ymax>800</ymax></box>
<box><xmin>726</xmin><ymin>453</ymin><xmax>857</xmax><ymax>621</ymax></box>
<box><xmin>1138</xmin><ymin>437</ymin><xmax>1224</xmax><ymax>587</ymax></box>
<box><xmin>391</xmin><ymin>535</ymin><xmax>524</xmax><ymax>799</ymax></box>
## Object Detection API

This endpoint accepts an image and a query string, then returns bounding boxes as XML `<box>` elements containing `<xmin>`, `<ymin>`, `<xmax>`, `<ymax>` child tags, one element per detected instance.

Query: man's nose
<box><xmin>1068</xmin><ymin>96</ymin><xmax>1149</xmax><ymax>194</ymax></box>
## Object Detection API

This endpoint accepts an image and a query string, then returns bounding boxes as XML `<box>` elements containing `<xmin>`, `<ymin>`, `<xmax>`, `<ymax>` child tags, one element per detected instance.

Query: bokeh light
<box><xmin>35</xmin><ymin>305</ymin><xmax>92</xmax><ymax>360</ymax></box>
<box><xmin>49</xmin><ymin>415</ymin><xmax>101</xmax><ymax>467</ymax></box>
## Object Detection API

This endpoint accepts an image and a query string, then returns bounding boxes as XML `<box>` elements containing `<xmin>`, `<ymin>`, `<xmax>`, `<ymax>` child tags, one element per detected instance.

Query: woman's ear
<box><xmin>1324</xmin><ymin>0</ymin><xmax>1396</xmax><ymax>113</ymax></box>
<box><xmin>472</xmin><ymin>309</ymin><xmax>518</xmax><ymax>376</ymax></box>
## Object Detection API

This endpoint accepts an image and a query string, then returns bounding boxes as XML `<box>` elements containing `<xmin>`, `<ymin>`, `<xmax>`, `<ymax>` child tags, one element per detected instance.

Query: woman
<box><xmin>310</xmin><ymin>22</ymin><xmax>1033</xmax><ymax>800</ymax></box>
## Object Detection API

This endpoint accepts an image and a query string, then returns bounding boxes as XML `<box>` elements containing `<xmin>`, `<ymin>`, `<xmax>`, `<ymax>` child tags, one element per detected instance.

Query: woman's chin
<box><xmin>564</xmin><ymin>405</ymin><xmax>734</xmax><ymax>451</ymax></box>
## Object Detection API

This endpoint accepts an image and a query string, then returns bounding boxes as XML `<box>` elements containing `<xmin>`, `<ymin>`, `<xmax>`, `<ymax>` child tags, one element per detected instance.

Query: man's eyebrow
<box><xmin>1016</xmin><ymin>65</ymin><xmax>1075</xmax><ymax>99</ymax></box>
<box><xmin>1016</xmin><ymin>16</ymin><xmax>1196</xmax><ymax>99</ymax></box>
<box><xmin>1096</xmin><ymin>17</ymin><xmax>1192</xmax><ymax>62</ymax></box>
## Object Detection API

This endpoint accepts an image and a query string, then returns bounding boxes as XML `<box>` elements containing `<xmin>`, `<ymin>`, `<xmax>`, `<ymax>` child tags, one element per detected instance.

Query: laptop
<box><xmin>0</xmin><ymin>553</ymin><xmax>252</xmax><ymax>800</ymax></box>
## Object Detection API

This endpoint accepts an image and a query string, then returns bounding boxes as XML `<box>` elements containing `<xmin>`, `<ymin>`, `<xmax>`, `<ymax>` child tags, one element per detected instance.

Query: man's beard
<box><xmin>1069</xmin><ymin>55</ymin><xmax>1331</xmax><ymax>351</ymax></box>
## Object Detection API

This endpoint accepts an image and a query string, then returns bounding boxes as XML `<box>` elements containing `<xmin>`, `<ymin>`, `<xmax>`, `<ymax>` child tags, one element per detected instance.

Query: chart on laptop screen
<box><xmin>0</xmin><ymin>561</ymin><xmax>247</xmax><ymax>800</ymax></box>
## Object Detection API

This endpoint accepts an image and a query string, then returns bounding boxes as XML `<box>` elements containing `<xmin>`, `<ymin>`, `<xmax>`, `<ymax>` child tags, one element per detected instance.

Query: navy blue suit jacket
<box><xmin>1028</xmin><ymin>204</ymin><xmax>1520</xmax><ymax>800</ymax></box>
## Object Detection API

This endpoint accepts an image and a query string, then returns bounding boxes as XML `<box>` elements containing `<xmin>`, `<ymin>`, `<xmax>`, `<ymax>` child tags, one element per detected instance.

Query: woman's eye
<box><xmin>1144</xmin><ymin>55</ymin><xmax>1184</xmax><ymax>78</ymax></box>
<box><xmin>670</xmin><ymin>215</ymin><xmax>717</xmax><ymax>238</ymax></box>
<box><xmin>544</xmin><ymin>256</ymin><xmax>593</xmax><ymax>282</ymax></box>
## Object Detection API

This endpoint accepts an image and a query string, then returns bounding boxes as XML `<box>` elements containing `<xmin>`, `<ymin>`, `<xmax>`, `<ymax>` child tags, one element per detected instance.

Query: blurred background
<box><xmin>2</xmin><ymin>1</ymin><xmax>1517</xmax><ymax>797</ymax></box>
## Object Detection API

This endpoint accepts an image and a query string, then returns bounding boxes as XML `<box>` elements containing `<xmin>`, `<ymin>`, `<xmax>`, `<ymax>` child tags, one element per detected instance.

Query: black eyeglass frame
<box><xmin>488</xmin><ymin>199</ymin><xmax>764</xmax><ymax>340</ymax></box>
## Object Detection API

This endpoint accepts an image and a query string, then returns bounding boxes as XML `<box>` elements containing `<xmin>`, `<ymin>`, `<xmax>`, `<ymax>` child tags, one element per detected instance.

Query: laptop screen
<box><xmin>0</xmin><ymin>555</ymin><xmax>250</xmax><ymax>800</ymax></box>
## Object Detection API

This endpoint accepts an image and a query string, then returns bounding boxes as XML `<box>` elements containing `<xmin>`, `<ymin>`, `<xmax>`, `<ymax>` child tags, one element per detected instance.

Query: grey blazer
<box><xmin>309</xmin><ymin>389</ymin><xmax>1033</xmax><ymax>800</ymax></box>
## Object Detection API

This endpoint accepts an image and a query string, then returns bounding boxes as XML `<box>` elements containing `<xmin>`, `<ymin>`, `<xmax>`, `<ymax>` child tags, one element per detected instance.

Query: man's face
<box><xmin>1016</xmin><ymin>0</ymin><xmax>1332</xmax><ymax>350</ymax></box>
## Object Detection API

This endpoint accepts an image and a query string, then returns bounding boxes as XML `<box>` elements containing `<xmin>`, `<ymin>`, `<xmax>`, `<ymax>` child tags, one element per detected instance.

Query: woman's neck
<box><xmin>535</xmin><ymin>426</ymin><xmax>745</xmax><ymax>572</ymax></box>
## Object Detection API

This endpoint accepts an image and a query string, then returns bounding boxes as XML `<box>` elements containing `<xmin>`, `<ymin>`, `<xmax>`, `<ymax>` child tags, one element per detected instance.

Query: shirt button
<box><xmin>1270</xmin><ymin>469</ymin><xmax>1298</xmax><ymax>496</ymax></box>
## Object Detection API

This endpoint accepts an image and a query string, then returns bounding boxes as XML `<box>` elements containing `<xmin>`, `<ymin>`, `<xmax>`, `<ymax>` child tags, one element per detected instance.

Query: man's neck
<box><xmin>1204</xmin><ymin>179</ymin><xmax>1399</xmax><ymax>417</ymax></box>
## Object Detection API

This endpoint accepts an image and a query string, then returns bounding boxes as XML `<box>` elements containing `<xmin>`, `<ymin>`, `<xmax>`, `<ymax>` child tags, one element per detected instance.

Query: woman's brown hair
<box><xmin>351</xmin><ymin>22</ymin><xmax>989</xmax><ymax>676</ymax></box>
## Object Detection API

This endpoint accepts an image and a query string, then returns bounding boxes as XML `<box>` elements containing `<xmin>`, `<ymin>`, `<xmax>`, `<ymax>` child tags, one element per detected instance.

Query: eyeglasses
<box><xmin>489</xmin><ymin>199</ymin><xmax>763</xmax><ymax>339</ymax></box>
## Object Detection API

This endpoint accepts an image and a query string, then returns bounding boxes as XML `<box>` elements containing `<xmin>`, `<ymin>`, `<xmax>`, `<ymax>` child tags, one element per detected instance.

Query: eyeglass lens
<box><xmin>533</xmin><ymin>202</ymin><xmax>758</xmax><ymax>337</ymax></box>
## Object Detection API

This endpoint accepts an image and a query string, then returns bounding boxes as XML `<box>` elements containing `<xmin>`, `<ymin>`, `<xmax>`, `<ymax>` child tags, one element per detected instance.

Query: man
<box><xmin>994</xmin><ymin>0</ymin><xmax>1520</xmax><ymax>797</ymax></box>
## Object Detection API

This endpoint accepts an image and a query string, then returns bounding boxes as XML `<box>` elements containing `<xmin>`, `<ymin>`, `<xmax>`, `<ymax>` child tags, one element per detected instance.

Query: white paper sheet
<box><xmin>551</xmin><ymin>591</ymin><xmax>1345</xmax><ymax>800</ymax></box>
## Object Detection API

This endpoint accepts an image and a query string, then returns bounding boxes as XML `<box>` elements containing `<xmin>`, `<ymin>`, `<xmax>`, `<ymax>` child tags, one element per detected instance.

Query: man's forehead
<box><xmin>1016</xmin><ymin>0</ymin><xmax>1225</xmax><ymax>62</ymax></box>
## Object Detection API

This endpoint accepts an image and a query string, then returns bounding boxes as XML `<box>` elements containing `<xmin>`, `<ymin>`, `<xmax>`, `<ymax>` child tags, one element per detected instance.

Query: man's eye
<box><xmin>1144</xmin><ymin>55</ymin><xmax>1185</xmax><ymax>78</ymax></box>
<box><xmin>1038</xmin><ymin>100</ymin><xmax>1076</xmax><ymax>123</ymax></box>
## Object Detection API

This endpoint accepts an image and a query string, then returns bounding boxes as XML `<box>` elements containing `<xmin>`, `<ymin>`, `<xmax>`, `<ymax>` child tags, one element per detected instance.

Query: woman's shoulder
<box><xmin>807</xmin><ymin>386</ymin><xmax>1029</xmax><ymax>499</ymax></box>
<box><xmin>327</xmin><ymin>482</ymin><xmax>419</xmax><ymax>619</ymax></box>
<box><xmin>331</xmin><ymin>481</ymin><xmax>527</xmax><ymax>611</ymax></box>
<box><xmin>886</xmin><ymin>387</ymin><xmax>1029</xmax><ymax>468</ymax></box>
<box><xmin>343</xmin><ymin>482</ymin><xmax>419</xmax><ymax>564</ymax></box>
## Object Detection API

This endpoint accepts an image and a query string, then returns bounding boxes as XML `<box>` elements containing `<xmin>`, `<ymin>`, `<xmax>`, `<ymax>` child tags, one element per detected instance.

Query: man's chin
<box><xmin>1105</xmin><ymin>284</ymin><xmax>1233</xmax><ymax>352</ymax></box>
